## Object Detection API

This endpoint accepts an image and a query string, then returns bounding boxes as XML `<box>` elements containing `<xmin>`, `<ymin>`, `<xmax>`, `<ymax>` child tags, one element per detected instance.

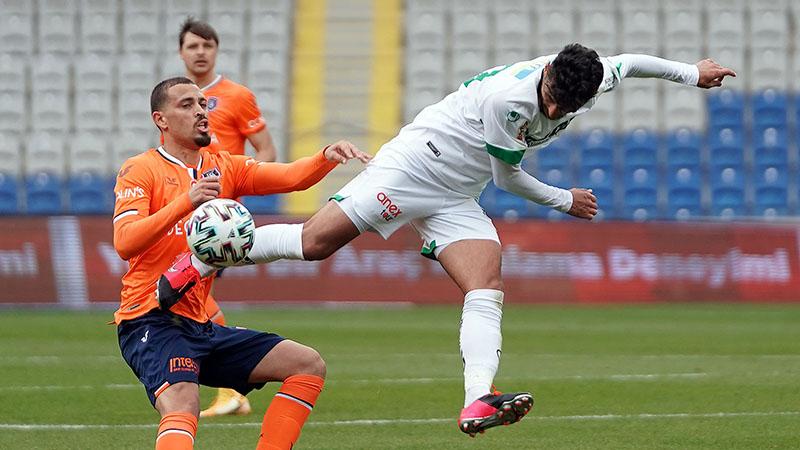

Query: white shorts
<box><xmin>332</xmin><ymin>163</ymin><xmax>500</xmax><ymax>259</ymax></box>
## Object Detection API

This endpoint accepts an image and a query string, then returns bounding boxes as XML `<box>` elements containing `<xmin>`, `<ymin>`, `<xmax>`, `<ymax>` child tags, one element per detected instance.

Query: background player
<box><xmin>177</xmin><ymin>17</ymin><xmax>279</xmax><ymax>417</ymax></box>
<box><xmin>115</xmin><ymin>76</ymin><xmax>369</xmax><ymax>449</ymax></box>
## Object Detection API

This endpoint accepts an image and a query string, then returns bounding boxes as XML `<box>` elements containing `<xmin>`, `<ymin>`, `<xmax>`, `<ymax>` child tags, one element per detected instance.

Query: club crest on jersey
<box><xmin>207</xmin><ymin>96</ymin><xmax>218</xmax><ymax>111</ymax></box>
<box><xmin>201</xmin><ymin>168</ymin><xmax>221</xmax><ymax>178</ymax></box>
<box><xmin>506</xmin><ymin>110</ymin><xmax>521</xmax><ymax>122</ymax></box>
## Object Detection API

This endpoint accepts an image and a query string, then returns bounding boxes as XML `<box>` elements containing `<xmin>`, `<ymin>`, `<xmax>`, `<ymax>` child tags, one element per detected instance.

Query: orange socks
<box><xmin>257</xmin><ymin>374</ymin><xmax>325</xmax><ymax>450</ymax></box>
<box><xmin>155</xmin><ymin>412</ymin><xmax>197</xmax><ymax>450</ymax></box>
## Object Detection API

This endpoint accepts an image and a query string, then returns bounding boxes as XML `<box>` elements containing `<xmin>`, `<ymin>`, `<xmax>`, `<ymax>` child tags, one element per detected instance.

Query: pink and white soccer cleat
<box><xmin>157</xmin><ymin>252</ymin><xmax>200</xmax><ymax>310</ymax></box>
<box><xmin>458</xmin><ymin>390</ymin><xmax>534</xmax><ymax>437</ymax></box>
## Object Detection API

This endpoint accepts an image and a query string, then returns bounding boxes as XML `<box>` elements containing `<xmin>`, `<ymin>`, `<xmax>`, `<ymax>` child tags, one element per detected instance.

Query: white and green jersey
<box><xmin>373</xmin><ymin>53</ymin><xmax>698</xmax><ymax>202</ymax></box>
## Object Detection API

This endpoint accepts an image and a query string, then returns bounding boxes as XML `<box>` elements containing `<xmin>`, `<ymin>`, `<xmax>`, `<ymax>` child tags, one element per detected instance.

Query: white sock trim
<box><xmin>275</xmin><ymin>392</ymin><xmax>314</xmax><ymax>411</ymax></box>
<box><xmin>156</xmin><ymin>429</ymin><xmax>195</xmax><ymax>443</ymax></box>
<box><xmin>464</xmin><ymin>289</ymin><xmax>504</xmax><ymax>305</ymax></box>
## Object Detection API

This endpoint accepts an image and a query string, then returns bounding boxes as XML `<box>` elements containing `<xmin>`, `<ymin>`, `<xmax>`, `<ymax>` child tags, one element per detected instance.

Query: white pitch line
<box><xmin>0</xmin><ymin>373</ymin><xmax>708</xmax><ymax>392</ymax></box>
<box><xmin>0</xmin><ymin>384</ymin><xmax>140</xmax><ymax>392</ymax></box>
<box><xmin>2</xmin><ymin>411</ymin><xmax>799</xmax><ymax>431</ymax></box>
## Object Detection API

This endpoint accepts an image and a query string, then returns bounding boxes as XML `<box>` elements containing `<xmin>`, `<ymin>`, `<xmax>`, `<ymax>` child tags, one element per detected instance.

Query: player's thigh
<box><xmin>412</xmin><ymin>199</ymin><xmax>502</xmax><ymax>294</ymax></box>
<box><xmin>437</xmin><ymin>239</ymin><xmax>503</xmax><ymax>294</ymax></box>
<box><xmin>199</xmin><ymin>323</ymin><xmax>293</xmax><ymax>393</ymax></box>
<box><xmin>248</xmin><ymin>340</ymin><xmax>326</xmax><ymax>383</ymax></box>
<box><xmin>302</xmin><ymin>201</ymin><xmax>362</xmax><ymax>261</ymax></box>
<box><xmin>117</xmin><ymin>311</ymin><xmax>205</xmax><ymax>407</ymax></box>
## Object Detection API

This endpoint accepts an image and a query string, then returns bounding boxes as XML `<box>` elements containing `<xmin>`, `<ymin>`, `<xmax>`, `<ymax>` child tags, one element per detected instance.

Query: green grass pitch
<box><xmin>1</xmin><ymin>304</ymin><xmax>799</xmax><ymax>449</ymax></box>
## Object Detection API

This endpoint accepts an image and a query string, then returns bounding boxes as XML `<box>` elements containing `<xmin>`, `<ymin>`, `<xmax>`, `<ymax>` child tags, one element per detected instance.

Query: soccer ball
<box><xmin>185</xmin><ymin>198</ymin><xmax>255</xmax><ymax>267</ymax></box>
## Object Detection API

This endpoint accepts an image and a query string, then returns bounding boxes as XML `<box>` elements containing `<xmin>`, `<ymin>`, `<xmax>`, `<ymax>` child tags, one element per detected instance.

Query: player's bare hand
<box><xmin>189</xmin><ymin>176</ymin><xmax>221</xmax><ymax>207</ymax></box>
<box><xmin>695</xmin><ymin>59</ymin><xmax>736</xmax><ymax>89</ymax></box>
<box><xmin>324</xmin><ymin>140</ymin><xmax>373</xmax><ymax>164</ymax></box>
<box><xmin>567</xmin><ymin>188</ymin><xmax>598</xmax><ymax>220</ymax></box>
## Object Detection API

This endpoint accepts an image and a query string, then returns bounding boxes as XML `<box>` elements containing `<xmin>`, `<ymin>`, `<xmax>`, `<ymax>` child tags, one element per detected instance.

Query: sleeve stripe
<box><xmin>113</xmin><ymin>209</ymin><xmax>139</xmax><ymax>223</ymax></box>
<box><xmin>486</xmin><ymin>143</ymin><xmax>525</xmax><ymax>165</ymax></box>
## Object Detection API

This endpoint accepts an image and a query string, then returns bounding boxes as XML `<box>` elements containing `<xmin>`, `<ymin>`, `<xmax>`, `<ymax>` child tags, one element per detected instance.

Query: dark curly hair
<box><xmin>549</xmin><ymin>43</ymin><xmax>603</xmax><ymax>113</ymax></box>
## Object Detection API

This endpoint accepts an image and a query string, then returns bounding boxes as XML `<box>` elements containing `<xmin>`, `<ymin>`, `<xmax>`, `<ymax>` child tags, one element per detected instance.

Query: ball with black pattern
<box><xmin>185</xmin><ymin>198</ymin><xmax>255</xmax><ymax>267</ymax></box>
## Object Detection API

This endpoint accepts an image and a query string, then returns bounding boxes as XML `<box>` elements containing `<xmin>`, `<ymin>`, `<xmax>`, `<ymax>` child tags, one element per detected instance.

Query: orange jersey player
<box><xmin>202</xmin><ymin>76</ymin><xmax>267</xmax><ymax>156</ymax></box>
<box><xmin>114</xmin><ymin>77</ymin><xmax>370</xmax><ymax>450</ymax></box>
<box><xmin>179</xmin><ymin>17</ymin><xmax>277</xmax><ymax>161</ymax></box>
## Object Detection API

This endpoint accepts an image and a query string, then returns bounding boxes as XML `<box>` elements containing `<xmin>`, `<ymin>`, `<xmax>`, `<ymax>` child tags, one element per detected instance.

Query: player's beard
<box><xmin>194</xmin><ymin>132</ymin><xmax>211</xmax><ymax>147</ymax></box>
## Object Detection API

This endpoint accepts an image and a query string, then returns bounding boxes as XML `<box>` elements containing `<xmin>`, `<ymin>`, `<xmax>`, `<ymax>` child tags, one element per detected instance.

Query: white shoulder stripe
<box><xmin>112</xmin><ymin>210</ymin><xmax>138</xmax><ymax>223</ymax></box>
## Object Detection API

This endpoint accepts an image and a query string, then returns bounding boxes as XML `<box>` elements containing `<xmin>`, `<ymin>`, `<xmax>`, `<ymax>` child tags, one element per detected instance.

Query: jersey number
<box><xmin>463</xmin><ymin>65</ymin><xmax>509</xmax><ymax>87</ymax></box>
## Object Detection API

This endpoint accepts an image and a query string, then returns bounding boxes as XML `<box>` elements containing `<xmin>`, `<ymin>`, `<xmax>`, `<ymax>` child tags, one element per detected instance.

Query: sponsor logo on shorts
<box><xmin>169</xmin><ymin>357</ymin><xmax>199</xmax><ymax>374</ymax></box>
<box><xmin>376</xmin><ymin>192</ymin><xmax>402</xmax><ymax>222</ymax></box>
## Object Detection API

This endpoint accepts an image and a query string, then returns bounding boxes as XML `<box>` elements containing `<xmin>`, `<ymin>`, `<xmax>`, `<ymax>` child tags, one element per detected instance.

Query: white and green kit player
<box><xmin>160</xmin><ymin>43</ymin><xmax>736</xmax><ymax>437</ymax></box>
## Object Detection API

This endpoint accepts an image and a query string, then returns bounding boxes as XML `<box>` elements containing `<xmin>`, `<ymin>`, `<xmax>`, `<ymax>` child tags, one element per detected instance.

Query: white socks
<box><xmin>460</xmin><ymin>289</ymin><xmax>504</xmax><ymax>407</ymax></box>
<box><xmin>189</xmin><ymin>223</ymin><xmax>305</xmax><ymax>278</ymax></box>
<box><xmin>242</xmin><ymin>223</ymin><xmax>305</xmax><ymax>264</ymax></box>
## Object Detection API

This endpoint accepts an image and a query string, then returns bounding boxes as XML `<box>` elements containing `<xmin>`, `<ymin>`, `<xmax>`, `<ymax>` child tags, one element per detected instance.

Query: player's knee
<box><xmin>288</xmin><ymin>346</ymin><xmax>326</xmax><ymax>379</ymax></box>
<box><xmin>301</xmin><ymin>238</ymin><xmax>335</xmax><ymax>261</ymax></box>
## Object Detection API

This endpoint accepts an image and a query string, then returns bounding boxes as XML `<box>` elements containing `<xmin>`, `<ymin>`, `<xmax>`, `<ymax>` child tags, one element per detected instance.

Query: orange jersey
<box><xmin>202</xmin><ymin>76</ymin><xmax>266</xmax><ymax>155</ymax></box>
<box><xmin>112</xmin><ymin>147</ymin><xmax>337</xmax><ymax>324</ymax></box>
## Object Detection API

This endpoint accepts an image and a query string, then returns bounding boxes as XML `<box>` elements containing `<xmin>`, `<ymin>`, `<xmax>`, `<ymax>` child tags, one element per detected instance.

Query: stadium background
<box><xmin>1</xmin><ymin>0</ymin><xmax>799</xmax><ymax>305</ymax></box>
<box><xmin>2</xmin><ymin>1</ymin><xmax>800</xmax><ymax>449</ymax></box>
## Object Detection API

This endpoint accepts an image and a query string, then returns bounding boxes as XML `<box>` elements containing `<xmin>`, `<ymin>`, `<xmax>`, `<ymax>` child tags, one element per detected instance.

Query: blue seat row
<box><xmin>0</xmin><ymin>172</ymin><xmax>282</xmax><ymax>215</ymax></box>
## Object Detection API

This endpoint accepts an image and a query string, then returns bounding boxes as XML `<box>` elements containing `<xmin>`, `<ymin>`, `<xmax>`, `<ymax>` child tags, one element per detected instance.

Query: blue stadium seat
<box><xmin>665</xmin><ymin>128</ymin><xmax>702</xmax><ymax>168</ymax></box>
<box><xmin>708</xmin><ymin>127</ymin><xmax>744</xmax><ymax>169</ymax></box>
<box><xmin>752</xmin><ymin>89</ymin><xmax>788</xmax><ymax>130</ymax></box>
<box><xmin>578</xmin><ymin>166</ymin><xmax>616</xmax><ymax>219</ymax></box>
<box><xmin>753</xmin><ymin>127</ymin><xmax>789</xmax><ymax>170</ymax></box>
<box><xmin>537</xmin><ymin>134</ymin><xmax>574</xmax><ymax>170</ymax></box>
<box><xmin>68</xmin><ymin>172</ymin><xmax>112</xmax><ymax>214</ymax></box>
<box><xmin>479</xmin><ymin>182</ymin><xmax>532</xmax><ymax>219</ymax></box>
<box><xmin>579</xmin><ymin>129</ymin><xmax>615</xmax><ymax>169</ymax></box>
<box><xmin>25</xmin><ymin>172</ymin><xmax>63</xmax><ymax>215</ymax></box>
<box><xmin>707</xmin><ymin>89</ymin><xmax>745</xmax><ymax>130</ymax></box>
<box><xmin>241</xmin><ymin>195</ymin><xmax>281</xmax><ymax>215</ymax></box>
<box><xmin>622</xmin><ymin>128</ymin><xmax>659</xmax><ymax>169</ymax></box>
<box><xmin>753</xmin><ymin>166</ymin><xmax>789</xmax><ymax>217</ymax></box>
<box><xmin>622</xmin><ymin>166</ymin><xmax>659</xmax><ymax>221</ymax></box>
<box><xmin>665</xmin><ymin>165</ymin><xmax>702</xmax><ymax>220</ymax></box>
<box><xmin>0</xmin><ymin>172</ymin><xmax>19</xmax><ymax>214</ymax></box>
<box><xmin>710</xmin><ymin>166</ymin><xmax>748</xmax><ymax>218</ymax></box>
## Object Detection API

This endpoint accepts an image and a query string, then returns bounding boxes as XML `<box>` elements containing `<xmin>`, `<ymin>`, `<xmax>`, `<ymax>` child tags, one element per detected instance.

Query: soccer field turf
<box><xmin>1</xmin><ymin>304</ymin><xmax>799</xmax><ymax>449</ymax></box>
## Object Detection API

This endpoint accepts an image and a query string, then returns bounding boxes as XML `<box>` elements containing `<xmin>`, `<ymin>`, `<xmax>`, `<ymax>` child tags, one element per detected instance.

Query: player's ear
<box><xmin>152</xmin><ymin>111</ymin><xmax>167</xmax><ymax>131</ymax></box>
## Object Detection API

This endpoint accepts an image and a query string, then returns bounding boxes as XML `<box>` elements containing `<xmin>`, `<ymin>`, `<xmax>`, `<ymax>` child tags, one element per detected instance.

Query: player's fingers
<box><xmin>356</xmin><ymin>151</ymin><xmax>373</xmax><ymax>163</ymax></box>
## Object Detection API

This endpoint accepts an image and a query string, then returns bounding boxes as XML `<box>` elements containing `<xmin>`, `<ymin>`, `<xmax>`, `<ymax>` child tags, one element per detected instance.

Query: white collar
<box><xmin>157</xmin><ymin>146</ymin><xmax>203</xmax><ymax>172</ymax></box>
<box><xmin>199</xmin><ymin>74</ymin><xmax>223</xmax><ymax>91</ymax></box>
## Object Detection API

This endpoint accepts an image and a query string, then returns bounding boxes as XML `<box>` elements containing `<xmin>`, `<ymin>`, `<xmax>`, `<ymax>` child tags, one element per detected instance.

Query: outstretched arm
<box><xmin>608</xmin><ymin>54</ymin><xmax>736</xmax><ymax>89</ymax></box>
<box><xmin>234</xmin><ymin>140</ymin><xmax>372</xmax><ymax>197</ymax></box>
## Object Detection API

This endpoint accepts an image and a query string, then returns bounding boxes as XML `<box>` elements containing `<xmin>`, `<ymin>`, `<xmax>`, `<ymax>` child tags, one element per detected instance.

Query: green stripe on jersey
<box><xmin>486</xmin><ymin>143</ymin><xmax>525</xmax><ymax>165</ymax></box>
